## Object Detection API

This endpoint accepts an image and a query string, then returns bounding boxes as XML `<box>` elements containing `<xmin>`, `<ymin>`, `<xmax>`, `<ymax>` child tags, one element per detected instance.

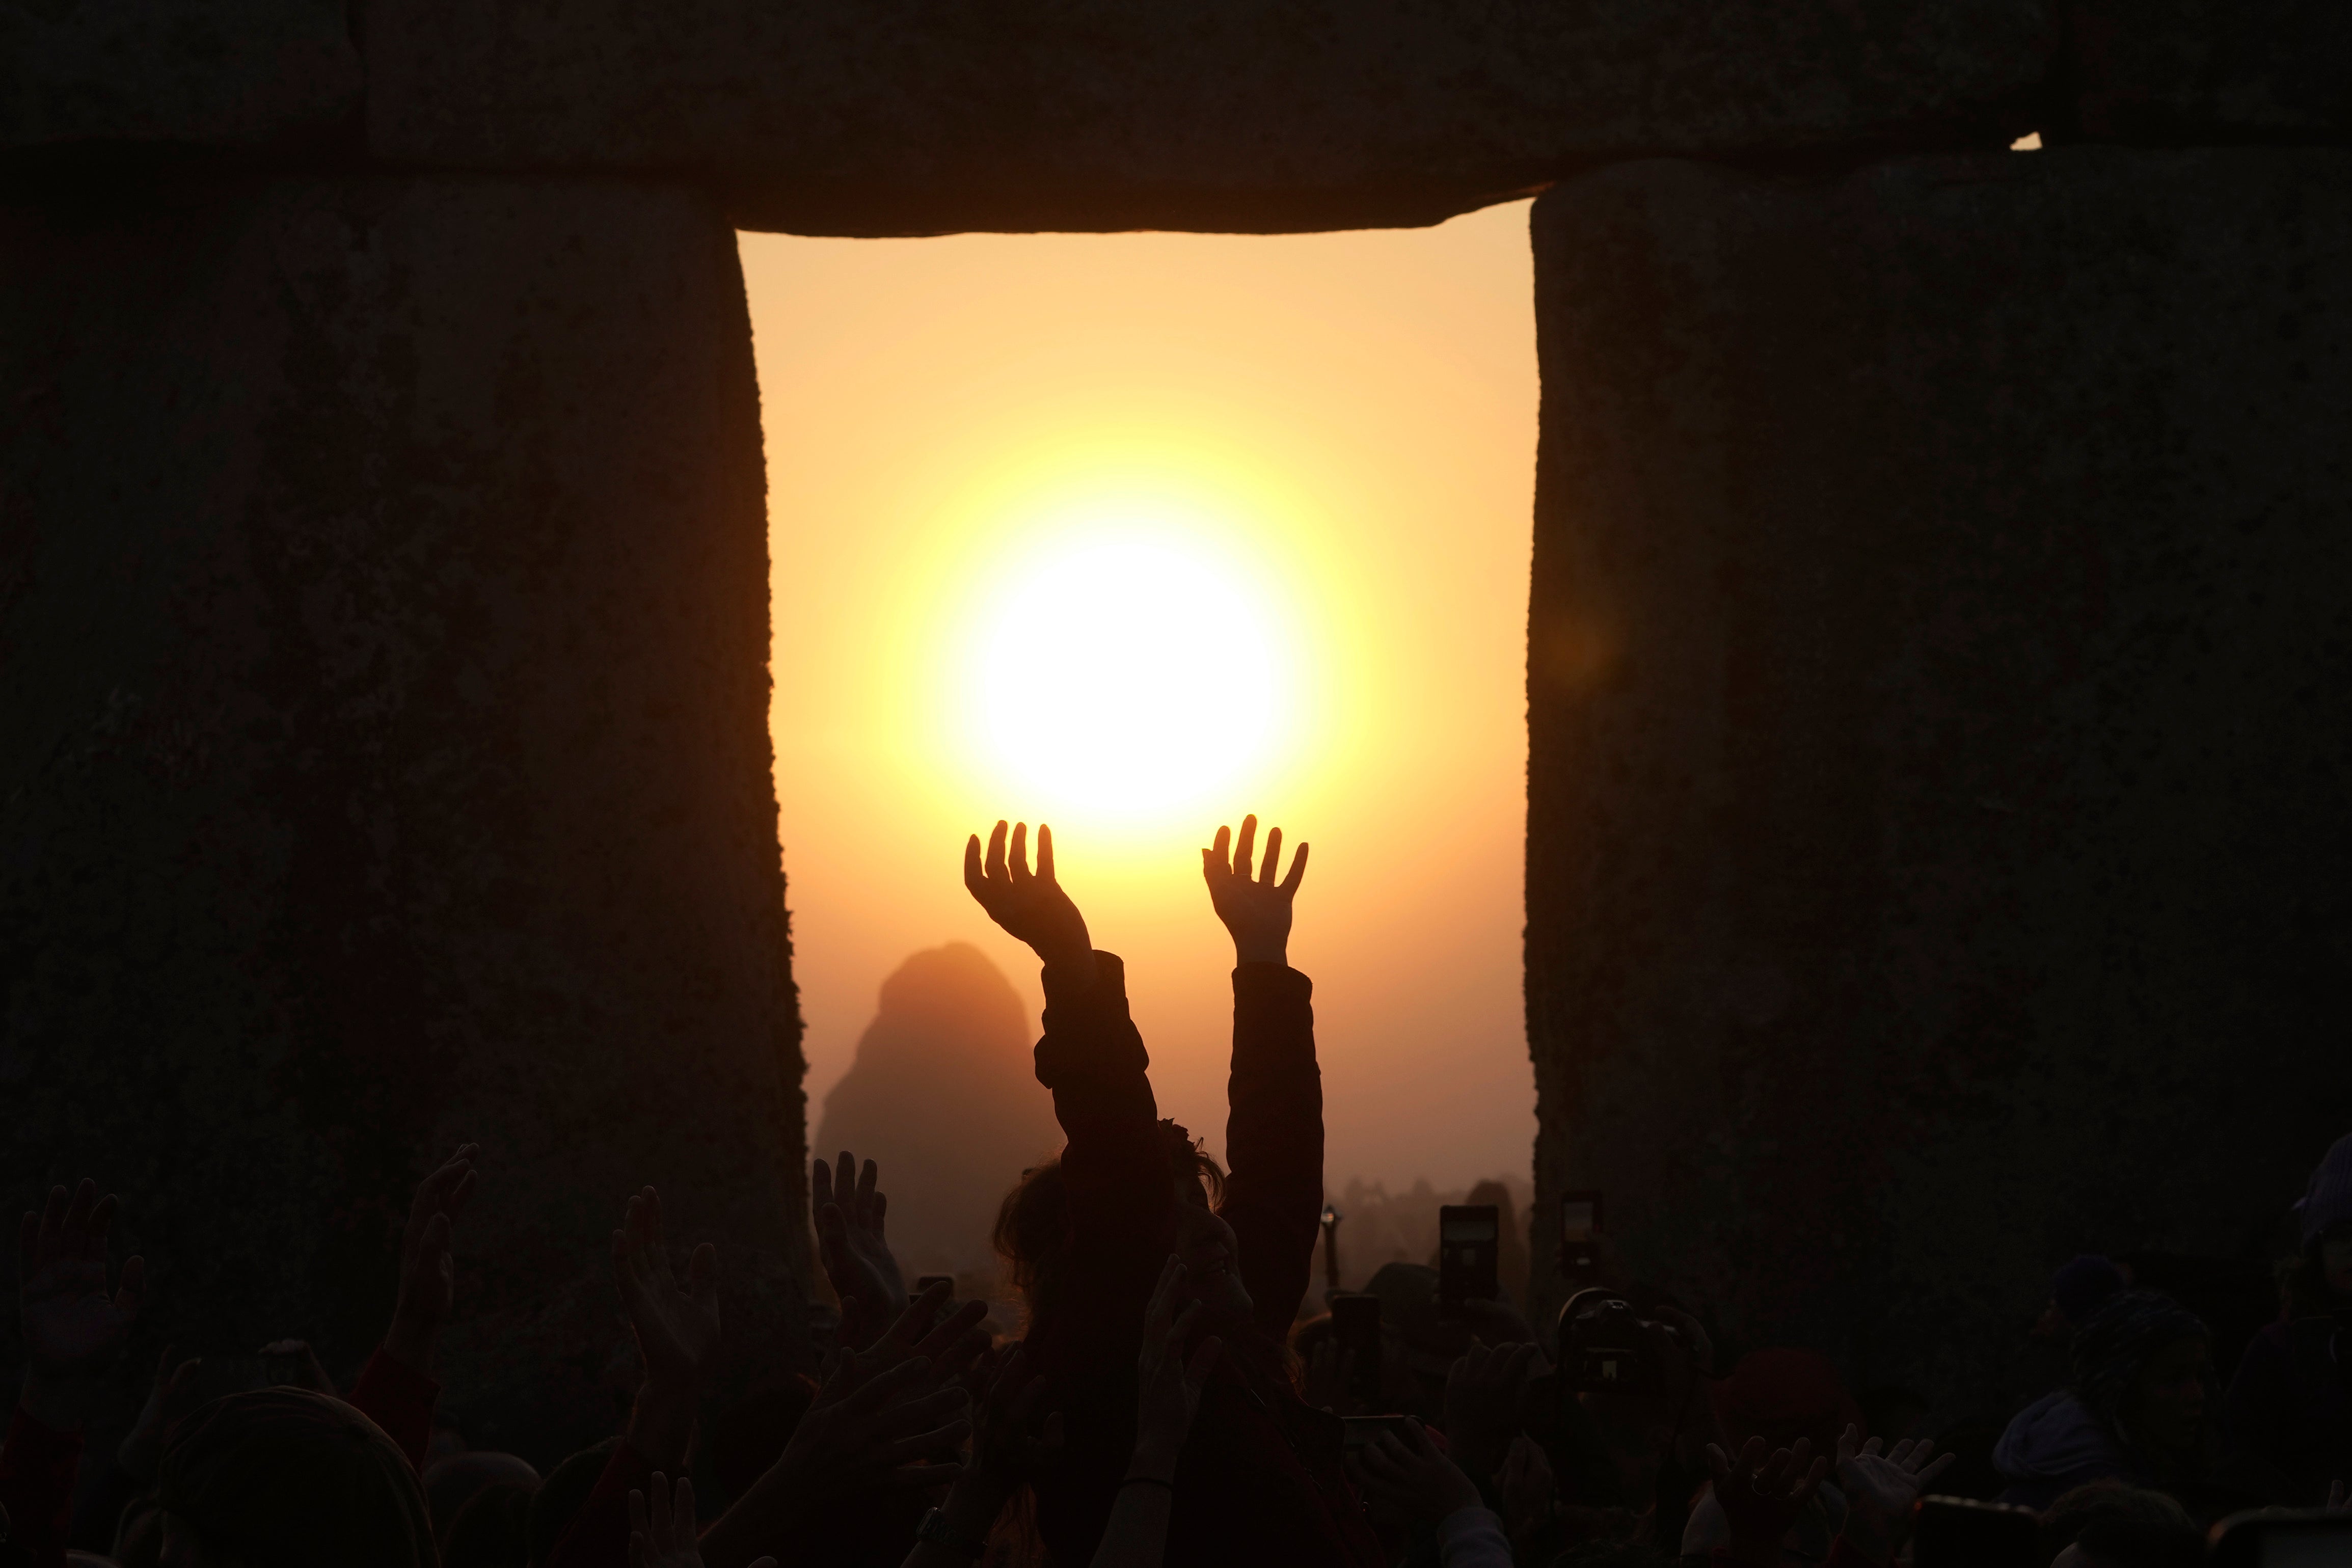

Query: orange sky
<box><xmin>738</xmin><ymin>201</ymin><xmax>1537</xmax><ymax>1192</ymax></box>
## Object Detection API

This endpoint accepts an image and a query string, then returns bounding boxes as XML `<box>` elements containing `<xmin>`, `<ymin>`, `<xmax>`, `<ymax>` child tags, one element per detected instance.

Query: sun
<box><xmin>961</xmin><ymin>524</ymin><xmax>1292</xmax><ymax>823</ymax></box>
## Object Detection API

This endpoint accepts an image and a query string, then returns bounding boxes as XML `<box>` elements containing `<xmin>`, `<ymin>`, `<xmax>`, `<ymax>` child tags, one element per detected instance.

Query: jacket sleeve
<box><xmin>346</xmin><ymin>1345</ymin><xmax>441</xmax><ymax>1473</ymax></box>
<box><xmin>1221</xmin><ymin>962</ymin><xmax>1326</xmax><ymax>1338</ymax></box>
<box><xmin>0</xmin><ymin>1407</ymin><xmax>82</xmax><ymax>1568</ymax></box>
<box><xmin>1033</xmin><ymin>951</ymin><xmax>1172</xmax><ymax>1248</ymax></box>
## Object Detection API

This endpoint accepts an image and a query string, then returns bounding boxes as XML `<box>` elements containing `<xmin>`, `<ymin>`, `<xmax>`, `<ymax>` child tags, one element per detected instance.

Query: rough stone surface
<box><xmin>363</xmin><ymin>0</ymin><xmax>2052</xmax><ymax>235</ymax></box>
<box><xmin>2063</xmin><ymin>0</ymin><xmax>2351</xmax><ymax>142</ymax></box>
<box><xmin>0</xmin><ymin>176</ymin><xmax>806</xmax><ymax>1463</ymax></box>
<box><xmin>0</xmin><ymin>0</ymin><xmax>360</xmax><ymax>151</ymax></box>
<box><xmin>1526</xmin><ymin>148</ymin><xmax>2352</xmax><ymax>1413</ymax></box>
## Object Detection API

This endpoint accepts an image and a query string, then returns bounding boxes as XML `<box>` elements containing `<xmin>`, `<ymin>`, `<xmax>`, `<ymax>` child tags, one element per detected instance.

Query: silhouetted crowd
<box><xmin>4</xmin><ymin>818</ymin><xmax>2348</xmax><ymax>1568</ymax></box>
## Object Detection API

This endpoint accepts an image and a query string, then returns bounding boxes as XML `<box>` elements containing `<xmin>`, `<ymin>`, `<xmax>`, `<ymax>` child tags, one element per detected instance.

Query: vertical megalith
<box><xmin>0</xmin><ymin>176</ymin><xmax>803</xmax><ymax>1461</ymax></box>
<box><xmin>1526</xmin><ymin>148</ymin><xmax>2352</xmax><ymax>1410</ymax></box>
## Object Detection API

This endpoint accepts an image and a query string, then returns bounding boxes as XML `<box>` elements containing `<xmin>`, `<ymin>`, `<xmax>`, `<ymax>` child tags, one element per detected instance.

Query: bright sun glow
<box><xmin>963</xmin><ymin>524</ymin><xmax>1291</xmax><ymax>822</ymax></box>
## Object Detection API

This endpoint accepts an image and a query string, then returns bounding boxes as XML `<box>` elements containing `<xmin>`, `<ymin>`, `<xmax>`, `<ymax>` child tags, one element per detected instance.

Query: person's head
<box><xmin>995</xmin><ymin>1120</ymin><xmax>1250</xmax><ymax>1334</ymax></box>
<box><xmin>527</xmin><ymin>1439</ymin><xmax>621</xmax><ymax>1568</ymax></box>
<box><xmin>441</xmin><ymin>1479</ymin><xmax>534</xmax><ymax>1568</ymax></box>
<box><xmin>2294</xmin><ymin>1133</ymin><xmax>2352</xmax><ymax>1304</ymax></box>
<box><xmin>2069</xmin><ymin>1291</ymin><xmax>2210</xmax><ymax>1468</ymax></box>
<box><xmin>155</xmin><ymin>1388</ymin><xmax>434</xmax><ymax>1568</ymax></box>
<box><xmin>423</xmin><ymin>1451</ymin><xmax>540</xmax><ymax>1544</ymax></box>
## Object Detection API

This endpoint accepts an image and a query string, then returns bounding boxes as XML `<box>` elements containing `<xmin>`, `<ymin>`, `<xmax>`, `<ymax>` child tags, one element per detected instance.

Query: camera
<box><xmin>1557</xmin><ymin>1287</ymin><xmax>1678</xmax><ymax>1394</ymax></box>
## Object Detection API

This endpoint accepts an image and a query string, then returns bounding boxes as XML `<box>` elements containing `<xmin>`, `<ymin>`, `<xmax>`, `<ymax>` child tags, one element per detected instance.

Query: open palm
<box><xmin>1202</xmin><ymin>815</ymin><xmax>1307</xmax><ymax>965</ymax></box>
<box><xmin>612</xmin><ymin>1187</ymin><xmax>721</xmax><ymax>1389</ymax></box>
<box><xmin>964</xmin><ymin>821</ymin><xmax>1092</xmax><ymax>971</ymax></box>
<box><xmin>19</xmin><ymin>1180</ymin><xmax>141</xmax><ymax>1376</ymax></box>
<box><xmin>814</xmin><ymin>1152</ymin><xmax>907</xmax><ymax>1348</ymax></box>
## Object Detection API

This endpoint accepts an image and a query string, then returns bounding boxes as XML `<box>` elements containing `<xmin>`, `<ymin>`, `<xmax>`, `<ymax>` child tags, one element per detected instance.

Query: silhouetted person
<box><xmin>970</xmin><ymin>816</ymin><xmax>1383</xmax><ymax>1566</ymax></box>
<box><xmin>2225</xmin><ymin>1130</ymin><xmax>2352</xmax><ymax>1503</ymax></box>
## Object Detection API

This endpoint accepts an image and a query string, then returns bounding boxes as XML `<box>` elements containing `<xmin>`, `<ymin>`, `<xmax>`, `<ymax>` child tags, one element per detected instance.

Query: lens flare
<box><xmin>962</xmin><ymin>526</ymin><xmax>1290</xmax><ymax>822</ymax></box>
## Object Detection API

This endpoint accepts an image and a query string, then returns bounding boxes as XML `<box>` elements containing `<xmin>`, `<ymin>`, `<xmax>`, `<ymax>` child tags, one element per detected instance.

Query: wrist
<box><xmin>1232</xmin><ymin>938</ymin><xmax>1287</xmax><ymax>967</ymax></box>
<box><xmin>1126</xmin><ymin>1436</ymin><xmax>1185</xmax><ymax>1480</ymax></box>
<box><xmin>383</xmin><ymin>1310</ymin><xmax>438</xmax><ymax>1374</ymax></box>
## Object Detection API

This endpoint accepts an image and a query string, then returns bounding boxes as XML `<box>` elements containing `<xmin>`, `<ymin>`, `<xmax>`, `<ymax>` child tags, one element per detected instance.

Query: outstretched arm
<box><xmin>966</xmin><ymin>821</ymin><xmax>1167</xmax><ymax>1249</ymax></box>
<box><xmin>1204</xmin><ymin>817</ymin><xmax>1324</xmax><ymax>1336</ymax></box>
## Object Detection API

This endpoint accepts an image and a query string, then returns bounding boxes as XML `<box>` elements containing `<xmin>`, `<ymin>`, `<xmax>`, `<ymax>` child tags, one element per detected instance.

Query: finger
<box><xmin>673</xmin><ymin>1476</ymin><xmax>697</xmax><ymax>1545</ymax></box>
<box><xmin>1837</xmin><ymin>1423</ymin><xmax>1859</xmax><ymax>1464</ymax></box>
<box><xmin>1185</xmin><ymin>1335</ymin><xmax>1224</xmax><ymax>1389</ymax></box>
<box><xmin>649</xmin><ymin>1471</ymin><xmax>673</xmax><ymax>1547</ymax></box>
<box><xmin>856</xmin><ymin>1158</ymin><xmax>878</xmax><ymax>1215</ymax></box>
<box><xmin>1037</xmin><ymin>823</ymin><xmax>1056</xmax><ymax>884</ymax></box>
<box><xmin>1233</xmin><ymin>815</ymin><xmax>1258</xmax><ymax>879</ymax></box>
<box><xmin>89</xmin><ymin>1191</ymin><xmax>119</xmax><ymax>1243</ymax></box>
<box><xmin>688</xmin><ymin>1242</ymin><xmax>718</xmax><ymax>1308</ymax></box>
<box><xmin>1917</xmin><ymin>1451</ymin><xmax>1957</xmax><ymax>1486</ymax></box>
<box><xmin>1009</xmin><ymin>821</ymin><xmax>1030</xmax><ymax>884</ymax></box>
<box><xmin>443</xmin><ymin>1167</ymin><xmax>479</xmax><ymax>1222</ymax></box>
<box><xmin>871</xmin><ymin>1189</ymin><xmax>888</xmax><ymax>1238</ymax></box>
<box><xmin>1735</xmin><ymin>1436</ymin><xmax>1768</xmax><ymax>1478</ymax></box>
<box><xmin>628</xmin><ymin>1487</ymin><xmax>649</xmax><ymax>1543</ymax></box>
<box><xmin>873</xmin><ymin>1418</ymin><xmax>973</xmax><ymax>1465</ymax></box>
<box><xmin>1169</xmin><ymin>1298</ymin><xmax>1201</xmax><ymax>1351</ymax></box>
<box><xmin>1260</xmin><ymin>825</ymin><xmax>1282</xmax><ymax>884</ymax></box>
<box><xmin>812</xmin><ymin>1155</ymin><xmax>833</xmax><ymax>1208</ymax></box>
<box><xmin>168</xmin><ymin>1358</ymin><xmax>202</xmax><ymax>1393</ymax></box>
<box><xmin>1211</xmin><ymin>823</ymin><xmax>1231</xmax><ymax>876</ymax></box>
<box><xmin>114</xmin><ymin>1254</ymin><xmax>145</xmax><ymax>1318</ymax></box>
<box><xmin>1706</xmin><ymin>1443</ymin><xmax>1732</xmax><ymax>1483</ymax></box>
<box><xmin>834</xmin><ymin>1151</ymin><xmax>857</xmax><ymax>1218</ymax></box>
<box><xmin>862</xmin><ymin>1384</ymin><xmax>973</xmax><ymax>1436</ymax></box>
<box><xmin>986</xmin><ymin>820</ymin><xmax>1009</xmax><ymax>884</ymax></box>
<box><xmin>1280</xmin><ymin>841</ymin><xmax>1309</xmax><ymax>894</ymax></box>
<box><xmin>63</xmin><ymin>1178</ymin><xmax>97</xmax><ymax>1247</ymax></box>
<box><xmin>964</xmin><ymin>833</ymin><xmax>987</xmax><ymax>900</ymax></box>
<box><xmin>1799</xmin><ymin>1453</ymin><xmax>1829</xmax><ymax>1497</ymax></box>
<box><xmin>842</xmin><ymin>1355</ymin><xmax>934</xmax><ymax>1414</ymax></box>
<box><xmin>36</xmin><ymin>1185</ymin><xmax>68</xmax><ymax>1266</ymax></box>
<box><xmin>914</xmin><ymin>1298</ymin><xmax>989</xmax><ymax>1363</ymax></box>
<box><xmin>645</xmin><ymin>1188</ymin><xmax>670</xmax><ymax>1283</ymax></box>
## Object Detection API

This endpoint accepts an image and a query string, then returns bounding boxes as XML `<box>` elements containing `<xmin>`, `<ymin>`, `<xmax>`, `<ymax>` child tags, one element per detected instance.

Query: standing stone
<box><xmin>0</xmin><ymin>176</ymin><xmax>804</xmax><ymax>1461</ymax></box>
<box><xmin>1</xmin><ymin>0</ymin><xmax>360</xmax><ymax>150</ymax></box>
<box><xmin>362</xmin><ymin>0</ymin><xmax>2050</xmax><ymax>235</ymax></box>
<box><xmin>1527</xmin><ymin>148</ymin><xmax>2352</xmax><ymax>1409</ymax></box>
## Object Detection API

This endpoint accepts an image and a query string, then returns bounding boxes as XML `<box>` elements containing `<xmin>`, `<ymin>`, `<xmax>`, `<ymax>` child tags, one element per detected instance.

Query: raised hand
<box><xmin>18</xmin><ymin>1178</ymin><xmax>143</xmax><ymax>1429</ymax></box>
<box><xmin>1202</xmin><ymin>815</ymin><xmax>1307</xmax><ymax>966</ymax></box>
<box><xmin>1496</xmin><ymin>1434</ymin><xmax>1556</xmax><ymax>1545</ymax></box>
<box><xmin>967</xmin><ymin>1343</ymin><xmax>1064</xmax><ymax>1497</ymax></box>
<box><xmin>1444</xmin><ymin>1340</ymin><xmax>1542</xmax><ymax>1481</ymax></box>
<box><xmin>115</xmin><ymin>1345</ymin><xmax>203</xmax><ymax>1482</ymax></box>
<box><xmin>778</xmin><ymin>1347</ymin><xmax>972</xmax><ymax>1496</ymax></box>
<box><xmin>385</xmin><ymin>1143</ymin><xmax>479</xmax><ymax>1374</ymax></box>
<box><xmin>630</xmin><ymin>1473</ymin><xmax>776</xmax><ymax>1568</ymax></box>
<box><xmin>964</xmin><ymin>821</ymin><xmax>1093</xmax><ymax>976</ymax></box>
<box><xmin>1132</xmin><ymin>1257</ymin><xmax>1223</xmax><ymax>1478</ymax></box>
<box><xmin>813</xmin><ymin>1152</ymin><xmax>908</xmax><ymax>1351</ymax></box>
<box><xmin>611</xmin><ymin>1186</ymin><xmax>721</xmax><ymax>1473</ymax></box>
<box><xmin>1347</xmin><ymin>1418</ymin><xmax>1483</xmax><ymax>1527</ymax></box>
<box><xmin>1706</xmin><ymin>1436</ymin><xmax>1829</xmax><ymax>1568</ymax></box>
<box><xmin>1833</xmin><ymin>1423</ymin><xmax>1955</xmax><ymax>1564</ymax></box>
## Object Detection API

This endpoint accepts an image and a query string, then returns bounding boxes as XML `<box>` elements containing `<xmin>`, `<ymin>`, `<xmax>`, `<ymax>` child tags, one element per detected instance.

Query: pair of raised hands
<box><xmin>1706</xmin><ymin>1424</ymin><xmax>1956</xmax><ymax>1567</ymax></box>
<box><xmin>962</xmin><ymin>815</ymin><xmax>1308</xmax><ymax>972</ymax></box>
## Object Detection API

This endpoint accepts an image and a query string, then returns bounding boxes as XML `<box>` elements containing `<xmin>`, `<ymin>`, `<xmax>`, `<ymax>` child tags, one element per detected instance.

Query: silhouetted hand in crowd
<box><xmin>115</xmin><ymin>1345</ymin><xmax>203</xmax><ymax>1482</ymax></box>
<box><xmin>631</xmin><ymin>1473</ymin><xmax>775</xmax><ymax>1568</ymax></box>
<box><xmin>1202</xmin><ymin>815</ymin><xmax>1308</xmax><ymax>966</ymax></box>
<box><xmin>1348</xmin><ymin>1419</ymin><xmax>1484</xmax><ymax>1527</ymax></box>
<box><xmin>1445</xmin><ymin>1340</ymin><xmax>1543</xmax><ymax>1481</ymax></box>
<box><xmin>965</xmin><ymin>820</ymin><xmax>1094</xmax><ymax>977</ymax></box>
<box><xmin>17</xmin><ymin>1178</ymin><xmax>143</xmax><ymax>1429</ymax></box>
<box><xmin>814</xmin><ymin>1151</ymin><xmax>909</xmax><ymax>1352</ymax></box>
<box><xmin>385</xmin><ymin>1142</ymin><xmax>479</xmax><ymax>1375</ymax></box>
<box><xmin>907</xmin><ymin>1344</ymin><xmax>1065</xmax><ymax>1565</ymax></box>
<box><xmin>612</xmin><ymin>1186</ymin><xmax>722</xmax><ymax>1472</ymax></box>
<box><xmin>1707</xmin><ymin>1436</ymin><xmax>1829</xmax><ymax>1568</ymax></box>
<box><xmin>1833</xmin><ymin>1423</ymin><xmax>1954</xmax><ymax>1565</ymax></box>
<box><xmin>1134</xmin><ymin>1256</ymin><xmax>1223</xmax><ymax>1471</ymax></box>
<box><xmin>1496</xmin><ymin>1433</ymin><xmax>1557</xmax><ymax>1547</ymax></box>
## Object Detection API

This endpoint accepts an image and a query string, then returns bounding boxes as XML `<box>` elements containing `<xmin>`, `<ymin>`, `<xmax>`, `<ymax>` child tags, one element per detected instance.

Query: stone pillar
<box><xmin>1526</xmin><ymin>148</ymin><xmax>2352</xmax><ymax>1407</ymax></box>
<box><xmin>0</xmin><ymin>176</ymin><xmax>806</xmax><ymax>1461</ymax></box>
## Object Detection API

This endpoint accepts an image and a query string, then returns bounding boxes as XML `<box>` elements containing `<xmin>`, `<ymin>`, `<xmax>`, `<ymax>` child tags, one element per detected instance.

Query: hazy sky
<box><xmin>738</xmin><ymin>200</ymin><xmax>1537</xmax><ymax>1192</ymax></box>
